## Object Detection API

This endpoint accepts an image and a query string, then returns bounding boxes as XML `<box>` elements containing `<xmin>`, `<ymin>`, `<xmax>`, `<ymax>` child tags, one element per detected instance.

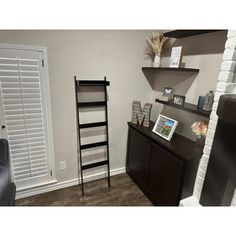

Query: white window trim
<box><xmin>0</xmin><ymin>43</ymin><xmax>57</xmax><ymax>190</ymax></box>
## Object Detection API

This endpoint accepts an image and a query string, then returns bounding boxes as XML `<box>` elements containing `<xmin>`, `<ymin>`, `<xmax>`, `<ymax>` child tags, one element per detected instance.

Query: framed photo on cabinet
<box><xmin>152</xmin><ymin>114</ymin><xmax>178</xmax><ymax>141</ymax></box>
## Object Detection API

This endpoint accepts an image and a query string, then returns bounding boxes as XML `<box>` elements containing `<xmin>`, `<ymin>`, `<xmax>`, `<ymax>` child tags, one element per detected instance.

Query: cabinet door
<box><xmin>149</xmin><ymin>143</ymin><xmax>184</xmax><ymax>206</ymax></box>
<box><xmin>127</xmin><ymin>128</ymin><xmax>151</xmax><ymax>189</ymax></box>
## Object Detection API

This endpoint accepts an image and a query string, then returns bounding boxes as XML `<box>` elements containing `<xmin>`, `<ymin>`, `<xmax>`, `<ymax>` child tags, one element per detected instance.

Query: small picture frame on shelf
<box><xmin>173</xmin><ymin>94</ymin><xmax>185</xmax><ymax>106</ymax></box>
<box><xmin>163</xmin><ymin>87</ymin><xmax>173</xmax><ymax>100</ymax></box>
<box><xmin>152</xmin><ymin>114</ymin><xmax>178</xmax><ymax>141</ymax></box>
<box><xmin>169</xmin><ymin>46</ymin><xmax>183</xmax><ymax>68</ymax></box>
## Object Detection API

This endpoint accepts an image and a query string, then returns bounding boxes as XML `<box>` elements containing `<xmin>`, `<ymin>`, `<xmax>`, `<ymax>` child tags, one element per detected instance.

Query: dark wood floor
<box><xmin>16</xmin><ymin>173</ymin><xmax>152</xmax><ymax>206</ymax></box>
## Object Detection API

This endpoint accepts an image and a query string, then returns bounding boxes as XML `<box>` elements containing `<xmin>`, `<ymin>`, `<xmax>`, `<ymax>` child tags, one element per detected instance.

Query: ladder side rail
<box><xmin>74</xmin><ymin>76</ymin><xmax>85</xmax><ymax>196</ymax></box>
<box><xmin>104</xmin><ymin>76</ymin><xmax>111</xmax><ymax>187</ymax></box>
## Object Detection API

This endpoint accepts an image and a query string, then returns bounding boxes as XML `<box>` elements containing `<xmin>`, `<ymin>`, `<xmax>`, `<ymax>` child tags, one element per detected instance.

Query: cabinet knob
<box><xmin>1</xmin><ymin>125</ymin><xmax>5</xmax><ymax>129</ymax></box>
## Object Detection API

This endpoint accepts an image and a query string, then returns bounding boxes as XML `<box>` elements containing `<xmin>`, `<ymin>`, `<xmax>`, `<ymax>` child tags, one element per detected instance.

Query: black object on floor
<box><xmin>74</xmin><ymin>76</ymin><xmax>111</xmax><ymax>196</ymax></box>
<box><xmin>200</xmin><ymin>94</ymin><xmax>236</xmax><ymax>206</ymax></box>
<box><xmin>0</xmin><ymin>139</ymin><xmax>16</xmax><ymax>206</ymax></box>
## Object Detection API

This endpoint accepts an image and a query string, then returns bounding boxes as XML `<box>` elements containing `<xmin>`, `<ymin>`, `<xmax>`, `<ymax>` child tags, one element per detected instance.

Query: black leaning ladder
<box><xmin>74</xmin><ymin>76</ymin><xmax>111</xmax><ymax>196</ymax></box>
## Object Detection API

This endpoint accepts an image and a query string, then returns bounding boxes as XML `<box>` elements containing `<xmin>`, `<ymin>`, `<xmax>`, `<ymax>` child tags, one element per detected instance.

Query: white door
<box><xmin>0</xmin><ymin>47</ymin><xmax>55</xmax><ymax>190</ymax></box>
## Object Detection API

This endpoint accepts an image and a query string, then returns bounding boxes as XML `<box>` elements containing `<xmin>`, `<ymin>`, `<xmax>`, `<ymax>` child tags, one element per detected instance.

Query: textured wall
<box><xmin>192</xmin><ymin>30</ymin><xmax>236</xmax><ymax>206</ymax></box>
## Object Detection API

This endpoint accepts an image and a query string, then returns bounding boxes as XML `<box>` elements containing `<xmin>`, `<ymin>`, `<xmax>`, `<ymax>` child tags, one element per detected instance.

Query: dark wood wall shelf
<box><xmin>163</xmin><ymin>30</ymin><xmax>224</xmax><ymax>38</ymax></box>
<box><xmin>142</xmin><ymin>67</ymin><xmax>199</xmax><ymax>73</ymax></box>
<box><xmin>156</xmin><ymin>99</ymin><xmax>211</xmax><ymax>118</ymax></box>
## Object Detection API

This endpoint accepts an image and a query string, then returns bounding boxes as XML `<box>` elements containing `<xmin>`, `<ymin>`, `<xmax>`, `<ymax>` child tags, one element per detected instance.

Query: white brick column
<box><xmin>181</xmin><ymin>30</ymin><xmax>236</xmax><ymax>206</ymax></box>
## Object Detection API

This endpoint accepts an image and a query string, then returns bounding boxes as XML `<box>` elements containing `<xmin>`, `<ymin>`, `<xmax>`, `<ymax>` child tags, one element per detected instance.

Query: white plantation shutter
<box><xmin>0</xmin><ymin>48</ymin><xmax>54</xmax><ymax>190</ymax></box>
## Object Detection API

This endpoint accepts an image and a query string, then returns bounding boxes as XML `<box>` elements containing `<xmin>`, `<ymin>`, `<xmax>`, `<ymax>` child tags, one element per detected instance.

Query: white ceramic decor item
<box><xmin>153</xmin><ymin>54</ymin><xmax>161</xmax><ymax>67</ymax></box>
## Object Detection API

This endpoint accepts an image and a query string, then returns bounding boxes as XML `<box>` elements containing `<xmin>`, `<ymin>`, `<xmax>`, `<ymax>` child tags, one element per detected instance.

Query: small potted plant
<box><xmin>145</xmin><ymin>32</ymin><xmax>169</xmax><ymax>67</ymax></box>
<box><xmin>191</xmin><ymin>121</ymin><xmax>208</xmax><ymax>147</ymax></box>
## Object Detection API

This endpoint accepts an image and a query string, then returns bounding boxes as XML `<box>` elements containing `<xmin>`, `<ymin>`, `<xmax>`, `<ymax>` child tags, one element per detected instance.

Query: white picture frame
<box><xmin>152</xmin><ymin>114</ymin><xmax>178</xmax><ymax>141</ymax></box>
<box><xmin>169</xmin><ymin>46</ymin><xmax>182</xmax><ymax>68</ymax></box>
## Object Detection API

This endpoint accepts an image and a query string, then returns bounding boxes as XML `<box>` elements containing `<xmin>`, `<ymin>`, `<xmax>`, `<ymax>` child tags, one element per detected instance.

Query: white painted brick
<box><xmin>218</xmin><ymin>71</ymin><xmax>234</xmax><ymax>82</ymax></box>
<box><xmin>205</xmin><ymin>137</ymin><xmax>213</xmax><ymax>147</ymax></box>
<box><xmin>216</xmin><ymin>82</ymin><xmax>235</xmax><ymax>92</ymax></box>
<box><xmin>198</xmin><ymin>161</ymin><xmax>207</xmax><ymax>172</ymax></box>
<box><xmin>201</xmin><ymin>157</ymin><xmax>210</xmax><ymax>166</ymax></box>
<box><xmin>179</xmin><ymin>196</ymin><xmax>201</xmax><ymax>206</ymax></box>
<box><xmin>208</xmin><ymin>120</ymin><xmax>217</xmax><ymax>130</ymax></box>
<box><xmin>198</xmin><ymin>168</ymin><xmax>206</xmax><ymax>179</ymax></box>
<box><xmin>225</xmin><ymin>37</ymin><xmax>236</xmax><ymax>49</ymax></box>
<box><xmin>212</xmin><ymin>102</ymin><xmax>218</xmax><ymax>111</ymax></box>
<box><xmin>199</xmin><ymin>161</ymin><xmax>208</xmax><ymax>172</ymax></box>
<box><xmin>223</xmin><ymin>49</ymin><xmax>236</xmax><ymax>61</ymax></box>
<box><xmin>192</xmin><ymin>31</ymin><xmax>236</xmax><ymax>206</ymax></box>
<box><xmin>221</xmin><ymin>61</ymin><xmax>236</xmax><ymax>71</ymax></box>
<box><xmin>195</xmin><ymin>175</ymin><xmax>204</xmax><ymax>185</ymax></box>
<box><xmin>203</xmin><ymin>145</ymin><xmax>212</xmax><ymax>155</ymax></box>
<box><xmin>210</xmin><ymin>111</ymin><xmax>218</xmax><ymax>122</ymax></box>
<box><xmin>196</xmin><ymin>175</ymin><xmax>204</xmax><ymax>184</ymax></box>
<box><xmin>233</xmin><ymin>73</ymin><xmax>236</xmax><ymax>83</ymax></box>
<box><xmin>227</xmin><ymin>30</ymin><xmax>236</xmax><ymax>38</ymax></box>
<box><xmin>214</xmin><ymin>91</ymin><xmax>224</xmax><ymax>102</ymax></box>
<box><xmin>201</xmin><ymin>154</ymin><xmax>210</xmax><ymax>163</ymax></box>
<box><xmin>230</xmin><ymin>189</ymin><xmax>236</xmax><ymax>206</ymax></box>
<box><xmin>193</xmin><ymin>185</ymin><xmax>201</xmax><ymax>200</ymax></box>
<box><xmin>206</xmin><ymin>128</ymin><xmax>215</xmax><ymax>139</ymax></box>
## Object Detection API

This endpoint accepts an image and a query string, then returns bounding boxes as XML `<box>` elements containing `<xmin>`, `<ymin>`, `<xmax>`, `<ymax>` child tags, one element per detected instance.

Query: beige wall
<box><xmin>0</xmin><ymin>30</ymin><xmax>227</xmax><ymax>186</ymax></box>
<box><xmin>0</xmin><ymin>30</ymin><xmax>153</xmax><ymax>183</ymax></box>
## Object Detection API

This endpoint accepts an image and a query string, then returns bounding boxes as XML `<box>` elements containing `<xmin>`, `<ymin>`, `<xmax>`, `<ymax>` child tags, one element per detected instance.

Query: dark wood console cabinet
<box><xmin>126</xmin><ymin>122</ymin><xmax>202</xmax><ymax>206</ymax></box>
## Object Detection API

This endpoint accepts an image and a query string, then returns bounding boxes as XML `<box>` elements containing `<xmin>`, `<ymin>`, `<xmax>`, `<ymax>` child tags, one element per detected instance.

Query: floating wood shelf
<box><xmin>81</xmin><ymin>160</ymin><xmax>108</xmax><ymax>170</ymax></box>
<box><xmin>142</xmin><ymin>67</ymin><xmax>199</xmax><ymax>73</ymax></box>
<box><xmin>79</xmin><ymin>121</ymin><xmax>107</xmax><ymax>129</ymax></box>
<box><xmin>78</xmin><ymin>80</ymin><xmax>110</xmax><ymax>86</ymax></box>
<box><xmin>163</xmin><ymin>30</ymin><xmax>224</xmax><ymax>38</ymax></box>
<box><xmin>156</xmin><ymin>99</ymin><xmax>211</xmax><ymax>118</ymax></box>
<box><xmin>77</xmin><ymin>101</ymin><xmax>106</xmax><ymax>107</ymax></box>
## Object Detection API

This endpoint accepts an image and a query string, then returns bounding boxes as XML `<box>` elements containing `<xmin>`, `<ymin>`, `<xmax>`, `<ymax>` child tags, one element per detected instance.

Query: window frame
<box><xmin>0</xmin><ymin>43</ymin><xmax>57</xmax><ymax>191</ymax></box>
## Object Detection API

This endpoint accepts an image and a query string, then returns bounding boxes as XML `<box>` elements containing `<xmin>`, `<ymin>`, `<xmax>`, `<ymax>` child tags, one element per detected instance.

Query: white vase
<box><xmin>153</xmin><ymin>54</ymin><xmax>161</xmax><ymax>67</ymax></box>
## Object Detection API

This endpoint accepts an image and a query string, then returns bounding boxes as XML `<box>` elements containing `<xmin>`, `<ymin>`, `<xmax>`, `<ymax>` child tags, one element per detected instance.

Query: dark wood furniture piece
<box><xmin>142</xmin><ymin>67</ymin><xmax>199</xmax><ymax>73</ymax></box>
<box><xmin>126</xmin><ymin>122</ymin><xmax>202</xmax><ymax>206</ymax></box>
<box><xmin>156</xmin><ymin>99</ymin><xmax>211</xmax><ymax>118</ymax></box>
<box><xmin>163</xmin><ymin>30</ymin><xmax>225</xmax><ymax>38</ymax></box>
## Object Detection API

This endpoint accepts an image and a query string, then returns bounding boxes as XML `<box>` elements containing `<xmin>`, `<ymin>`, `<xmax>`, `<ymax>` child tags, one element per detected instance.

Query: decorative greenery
<box><xmin>145</xmin><ymin>32</ymin><xmax>170</xmax><ymax>60</ymax></box>
<box><xmin>191</xmin><ymin>121</ymin><xmax>208</xmax><ymax>137</ymax></box>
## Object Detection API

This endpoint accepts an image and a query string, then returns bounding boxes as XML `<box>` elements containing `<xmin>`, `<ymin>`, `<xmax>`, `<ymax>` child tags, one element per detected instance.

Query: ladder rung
<box><xmin>80</xmin><ymin>141</ymin><xmax>108</xmax><ymax>150</ymax></box>
<box><xmin>79</xmin><ymin>121</ymin><xmax>107</xmax><ymax>129</ymax></box>
<box><xmin>78</xmin><ymin>80</ymin><xmax>110</xmax><ymax>86</ymax></box>
<box><xmin>81</xmin><ymin>160</ymin><xmax>108</xmax><ymax>170</ymax></box>
<box><xmin>78</xmin><ymin>101</ymin><xmax>106</xmax><ymax>107</ymax></box>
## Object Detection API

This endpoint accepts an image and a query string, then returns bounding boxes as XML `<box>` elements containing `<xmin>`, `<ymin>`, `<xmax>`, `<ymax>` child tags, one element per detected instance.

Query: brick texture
<box><xmin>191</xmin><ymin>30</ymin><xmax>236</xmax><ymax>206</ymax></box>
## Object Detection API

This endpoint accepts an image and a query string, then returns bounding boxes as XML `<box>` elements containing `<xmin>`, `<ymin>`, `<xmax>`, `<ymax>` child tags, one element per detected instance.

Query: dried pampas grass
<box><xmin>145</xmin><ymin>32</ymin><xmax>169</xmax><ymax>59</ymax></box>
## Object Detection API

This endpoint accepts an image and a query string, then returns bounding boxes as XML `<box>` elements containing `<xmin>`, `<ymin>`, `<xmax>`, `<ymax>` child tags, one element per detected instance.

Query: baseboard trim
<box><xmin>16</xmin><ymin>167</ymin><xmax>126</xmax><ymax>200</ymax></box>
